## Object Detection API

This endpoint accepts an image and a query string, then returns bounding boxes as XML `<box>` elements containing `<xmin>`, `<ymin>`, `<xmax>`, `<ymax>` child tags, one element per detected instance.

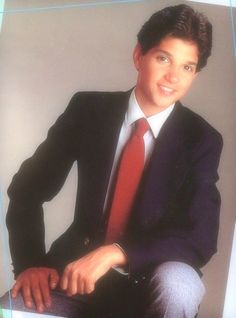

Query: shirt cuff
<box><xmin>112</xmin><ymin>243</ymin><xmax>129</xmax><ymax>275</ymax></box>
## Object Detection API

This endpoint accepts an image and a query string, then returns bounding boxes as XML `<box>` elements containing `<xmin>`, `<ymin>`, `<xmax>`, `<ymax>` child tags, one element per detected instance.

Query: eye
<box><xmin>156</xmin><ymin>55</ymin><xmax>169</xmax><ymax>64</ymax></box>
<box><xmin>184</xmin><ymin>64</ymin><xmax>195</xmax><ymax>72</ymax></box>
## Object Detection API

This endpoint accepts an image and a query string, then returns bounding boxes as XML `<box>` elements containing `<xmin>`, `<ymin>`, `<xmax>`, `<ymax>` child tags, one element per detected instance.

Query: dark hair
<box><xmin>137</xmin><ymin>4</ymin><xmax>212</xmax><ymax>71</ymax></box>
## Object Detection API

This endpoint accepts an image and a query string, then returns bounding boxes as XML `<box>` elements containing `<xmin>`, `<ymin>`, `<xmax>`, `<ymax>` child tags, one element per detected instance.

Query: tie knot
<box><xmin>134</xmin><ymin>118</ymin><xmax>149</xmax><ymax>137</ymax></box>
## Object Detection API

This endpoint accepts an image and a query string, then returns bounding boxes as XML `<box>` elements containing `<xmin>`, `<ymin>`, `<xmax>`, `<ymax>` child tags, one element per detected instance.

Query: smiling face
<box><xmin>133</xmin><ymin>36</ymin><xmax>199</xmax><ymax>116</ymax></box>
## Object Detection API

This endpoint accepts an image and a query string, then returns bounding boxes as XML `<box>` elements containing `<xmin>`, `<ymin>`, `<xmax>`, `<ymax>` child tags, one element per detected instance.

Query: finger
<box><xmin>60</xmin><ymin>266</ymin><xmax>70</xmax><ymax>291</ymax></box>
<box><xmin>11</xmin><ymin>281</ymin><xmax>21</xmax><ymax>298</ymax></box>
<box><xmin>39</xmin><ymin>276</ymin><xmax>51</xmax><ymax>308</ymax></box>
<box><xmin>66</xmin><ymin>269</ymin><xmax>79</xmax><ymax>296</ymax></box>
<box><xmin>75</xmin><ymin>274</ymin><xmax>84</xmax><ymax>295</ymax></box>
<box><xmin>84</xmin><ymin>279</ymin><xmax>95</xmax><ymax>294</ymax></box>
<box><xmin>49</xmin><ymin>269</ymin><xmax>59</xmax><ymax>290</ymax></box>
<box><xmin>21</xmin><ymin>282</ymin><xmax>33</xmax><ymax>309</ymax></box>
<box><xmin>31</xmin><ymin>280</ymin><xmax>45</xmax><ymax>313</ymax></box>
<box><xmin>60</xmin><ymin>273</ymin><xmax>68</xmax><ymax>291</ymax></box>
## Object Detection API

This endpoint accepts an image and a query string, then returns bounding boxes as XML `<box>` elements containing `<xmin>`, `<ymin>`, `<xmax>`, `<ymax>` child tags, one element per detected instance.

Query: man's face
<box><xmin>133</xmin><ymin>36</ymin><xmax>199</xmax><ymax>116</ymax></box>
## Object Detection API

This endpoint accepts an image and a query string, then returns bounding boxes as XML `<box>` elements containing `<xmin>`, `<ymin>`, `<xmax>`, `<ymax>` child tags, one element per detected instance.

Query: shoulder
<box><xmin>176</xmin><ymin>102</ymin><xmax>223</xmax><ymax>146</ymax></box>
<box><xmin>67</xmin><ymin>90</ymin><xmax>131</xmax><ymax>111</ymax></box>
<box><xmin>51</xmin><ymin>90</ymin><xmax>131</xmax><ymax>132</ymax></box>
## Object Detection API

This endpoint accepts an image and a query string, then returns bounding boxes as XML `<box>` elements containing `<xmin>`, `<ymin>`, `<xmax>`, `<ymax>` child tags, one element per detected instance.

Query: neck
<box><xmin>134</xmin><ymin>89</ymin><xmax>170</xmax><ymax>117</ymax></box>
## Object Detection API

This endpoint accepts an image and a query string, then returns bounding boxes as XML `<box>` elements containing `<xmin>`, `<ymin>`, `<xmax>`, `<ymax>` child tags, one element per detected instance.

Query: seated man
<box><xmin>1</xmin><ymin>4</ymin><xmax>223</xmax><ymax>318</ymax></box>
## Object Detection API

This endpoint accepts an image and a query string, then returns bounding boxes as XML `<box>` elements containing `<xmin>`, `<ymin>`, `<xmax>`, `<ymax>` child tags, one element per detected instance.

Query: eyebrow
<box><xmin>156</xmin><ymin>49</ymin><xmax>198</xmax><ymax>66</ymax></box>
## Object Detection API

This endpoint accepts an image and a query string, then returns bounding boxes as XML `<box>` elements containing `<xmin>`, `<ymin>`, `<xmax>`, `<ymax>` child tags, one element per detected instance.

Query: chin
<box><xmin>156</xmin><ymin>99</ymin><xmax>175</xmax><ymax>109</ymax></box>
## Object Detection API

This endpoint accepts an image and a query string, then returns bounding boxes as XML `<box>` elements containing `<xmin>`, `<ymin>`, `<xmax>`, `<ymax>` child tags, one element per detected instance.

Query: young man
<box><xmin>1</xmin><ymin>4</ymin><xmax>223</xmax><ymax>318</ymax></box>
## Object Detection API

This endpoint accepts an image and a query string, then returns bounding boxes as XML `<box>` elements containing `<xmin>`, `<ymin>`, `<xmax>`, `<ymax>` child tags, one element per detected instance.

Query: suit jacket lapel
<box><xmin>82</xmin><ymin>90</ymin><xmax>131</xmax><ymax>231</ymax></box>
<box><xmin>97</xmin><ymin>91</ymin><xmax>131</xmax><ymax>202</ymax></box>
<box><xmin>131</xmin><ymin>102</ymin><xmax>193</xmax><ymax>227</ymax></box>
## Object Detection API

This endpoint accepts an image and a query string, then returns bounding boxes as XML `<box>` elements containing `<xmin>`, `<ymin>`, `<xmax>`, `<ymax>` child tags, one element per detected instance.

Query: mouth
<box><xmin>159</xmin><ymin>85</ymin><xmax>176</xmax><ymax>96</ymax></box>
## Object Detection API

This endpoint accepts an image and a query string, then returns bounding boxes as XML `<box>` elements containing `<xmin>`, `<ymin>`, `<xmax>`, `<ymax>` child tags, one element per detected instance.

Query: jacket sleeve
<box><xmin>120</xmin><ymin>130</ymin><xmax>223</xmax><ymax>274</ymax></box>
<box><xmin>6</xmin><ymin>93</ymin><xmax>81</xmax><ymax>277</ymax></box>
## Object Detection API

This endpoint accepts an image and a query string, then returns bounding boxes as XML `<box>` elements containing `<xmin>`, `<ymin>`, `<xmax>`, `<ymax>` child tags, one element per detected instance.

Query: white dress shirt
<box><xmin>103</xmin><ymin>89</ymin><xmax>175</xmax><ymax>213</ymax></box>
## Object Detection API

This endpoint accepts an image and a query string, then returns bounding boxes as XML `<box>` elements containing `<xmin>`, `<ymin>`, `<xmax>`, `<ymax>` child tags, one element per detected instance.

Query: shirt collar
<box><xmin>125</xmin><ymin>89</ymin><xmax>175</xmax><ymax>138</ymax></box>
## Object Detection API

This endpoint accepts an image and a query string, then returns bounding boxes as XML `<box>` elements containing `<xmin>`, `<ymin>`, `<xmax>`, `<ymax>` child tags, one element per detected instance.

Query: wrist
<box><xmin>101</xmin><ymin>244</ymin><xmax>127</xmax><ymax>267</ymax></box>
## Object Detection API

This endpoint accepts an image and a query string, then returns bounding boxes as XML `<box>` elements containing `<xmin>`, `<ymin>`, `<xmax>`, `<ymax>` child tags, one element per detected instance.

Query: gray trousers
<box><xmin>0</xmin><ymin>262</ymin><xmax>205</xmax><ymax>318</ymax></box>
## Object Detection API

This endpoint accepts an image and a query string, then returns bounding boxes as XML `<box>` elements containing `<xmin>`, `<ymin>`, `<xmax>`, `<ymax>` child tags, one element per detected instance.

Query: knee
<box><xmin>146</xmin><ymin>262</ymin><xmax>205</xmax><ymax>317</ymax></box>
<box><xmin>152</xmin><ymin>262</ymin><xmax>205</xmax><ymax>301</ymax></box>
<box><xmin>0</xmin><ymin>292</ymin><xmax>12</xmax><ymax>309</ymax></box>
<box><xmin>0</xmin><ymin>291</ymin><xmax>26</xmax><ymax>311</ymax></box>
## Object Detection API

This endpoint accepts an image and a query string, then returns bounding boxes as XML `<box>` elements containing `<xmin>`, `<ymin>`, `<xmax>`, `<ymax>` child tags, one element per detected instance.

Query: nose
<box><xmin>165</xmin><ymin>66</ymin><xmax>180</xmax><ymax>84</ymax></box>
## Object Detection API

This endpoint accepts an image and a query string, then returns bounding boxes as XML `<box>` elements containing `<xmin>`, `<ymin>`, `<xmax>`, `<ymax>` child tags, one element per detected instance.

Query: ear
<box><xmin>133</xmin><ymin>43</ymin><xmax>143</xmax><ymax>71</ymax></box>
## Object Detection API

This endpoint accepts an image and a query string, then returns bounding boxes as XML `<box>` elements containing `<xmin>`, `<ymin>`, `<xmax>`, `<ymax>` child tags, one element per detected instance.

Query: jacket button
<box><xmin>83</xmin><ymin>237</ymin><xmax>90</xmax><ymax>246</ymax></box>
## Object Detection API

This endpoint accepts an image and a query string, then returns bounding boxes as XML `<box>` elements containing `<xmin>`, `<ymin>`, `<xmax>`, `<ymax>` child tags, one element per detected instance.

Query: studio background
<box><xmin>0</xmin><ymin>1</ymin><xmax>235</xmax><ymax>317</ymax></box>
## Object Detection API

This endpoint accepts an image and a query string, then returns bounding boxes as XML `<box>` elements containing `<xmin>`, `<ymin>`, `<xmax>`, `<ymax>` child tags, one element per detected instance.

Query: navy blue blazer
<box><xmin>6</xmin><ymin>90</ymin><xmax>223</xmax><ymax>278</ymax></box>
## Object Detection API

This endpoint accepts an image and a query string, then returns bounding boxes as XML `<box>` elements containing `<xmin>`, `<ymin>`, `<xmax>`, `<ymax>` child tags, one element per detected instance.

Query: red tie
<box><xmin>105</xmin><ymin>118</ymin><xmax>149</xmax><ymax>243</ymax></box>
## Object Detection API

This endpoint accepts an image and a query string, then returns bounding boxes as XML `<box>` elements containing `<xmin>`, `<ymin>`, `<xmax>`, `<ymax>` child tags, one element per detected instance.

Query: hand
<box><xmin>60</xmin><ymin>244</ymin><xmax>127</xmax><ymax>296</ymax></box>
<box><xmin>11</xmin><ymin>267</ymin><xmax>59</xmax><ymax>313</ymax></box>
